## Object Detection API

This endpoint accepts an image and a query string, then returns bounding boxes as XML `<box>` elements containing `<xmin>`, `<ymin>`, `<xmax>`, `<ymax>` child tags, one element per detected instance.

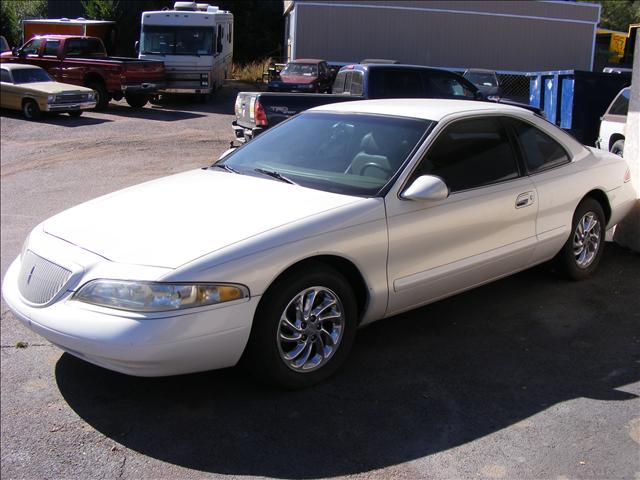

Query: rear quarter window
<box><xmin>508</xmin><ymin>118</ymin><xmax>570</xmax><ymax>173</ymax></box>
<box><xmin>607</xmin><ymin>89</ymin><xmax>630</xmax><ymax>116</ymax></box>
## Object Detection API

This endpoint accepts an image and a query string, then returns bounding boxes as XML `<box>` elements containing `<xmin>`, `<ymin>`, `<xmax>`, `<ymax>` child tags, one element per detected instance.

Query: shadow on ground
<box><xmin>56</xmin><ymin>244</ymin><xmax>640</xmax><ymax>478</ymax></box>
<box><xmin>0</xmin><ymin>108</ymin><xmax>113</xmax><ymax>126</ymax></box>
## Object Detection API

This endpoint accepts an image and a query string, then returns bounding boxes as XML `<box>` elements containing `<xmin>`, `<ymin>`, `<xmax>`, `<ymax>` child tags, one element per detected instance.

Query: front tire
<box><xmin>68</xmin><ymin>110</ymin><xmax>83</xmax><ymax>118</ymax></box>
<box><xmin>22</xmin><ymin>99</ymin><xmax>41</xmax><ymax>120</ymax></box>
<box><xmin>88</xmin><ymin>82</ymin><xmax>110</xmax><ymax>110</ymax></box>
<box><xmin>242</xmin><ymin>264</ymin><xmax>358</xmax><ymax>389</ymax></box>
<box><xmin>556</xmin><ymin>198</ymin><xmax>605</xmax><ymax>280</ymax></box>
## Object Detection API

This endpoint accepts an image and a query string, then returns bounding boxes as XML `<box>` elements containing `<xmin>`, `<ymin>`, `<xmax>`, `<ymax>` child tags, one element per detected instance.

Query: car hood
<box><xmin>17</xmin><ymin>81</ymin><xmax>93</xmax><ymax>95</ymax></box>
<box><xmin>279</xmin><ymin>74</ymin><xmax>317</xmax><ymax>84</ymax></box>
<box><xmin>43</xmin><ymin>169</ymin><xmax>363</xmax><ymax>269</ymax></box>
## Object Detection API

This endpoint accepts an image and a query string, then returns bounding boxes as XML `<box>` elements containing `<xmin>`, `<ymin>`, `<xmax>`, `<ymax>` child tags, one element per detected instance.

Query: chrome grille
<box><xmin>55</xmin><ymin>93</ymin><xmax>89</xmax><ymax>104</ymax></box>
<box><xmin>18</xmin><ymin>251</ymin><xmax>71</xmax><ymax>305</ymax></box>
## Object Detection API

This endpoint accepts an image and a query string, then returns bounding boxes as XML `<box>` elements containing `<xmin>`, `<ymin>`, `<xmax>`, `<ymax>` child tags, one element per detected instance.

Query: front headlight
<box><xmin>87</xmin><ymin>92</ymin><xmax>96</xmax><ymax>100</ymax></box>
<box><xmin>74</xmin><ymin>280</ymin><xmax>249</xmax><ymax>312</ymax></box>
<box><xmin>47</xmin><ymin>95</ymin><xmax>56</xmax><ymax>103</ymax></box>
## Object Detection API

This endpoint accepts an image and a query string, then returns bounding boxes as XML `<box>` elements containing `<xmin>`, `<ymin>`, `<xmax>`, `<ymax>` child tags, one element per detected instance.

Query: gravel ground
<box><xmin>1</xmin><ymin>84</ymin><xmax>639</xmax><ymax>480</ymax></box>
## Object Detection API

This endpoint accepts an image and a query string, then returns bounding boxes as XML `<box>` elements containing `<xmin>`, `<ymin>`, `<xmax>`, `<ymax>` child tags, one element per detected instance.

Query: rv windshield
<box><xmin>141</xmin><ymin>25</ymin><xmax>215</xmax><ymax>55</ymax></box>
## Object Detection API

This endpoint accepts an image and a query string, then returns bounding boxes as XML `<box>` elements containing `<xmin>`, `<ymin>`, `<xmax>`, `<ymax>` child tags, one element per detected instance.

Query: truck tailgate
<box><xmin>235</xmin><ymin>91</ymin><xmax>360</xmax><ymax>128</ymax></box>
<box><xmin>115</xmin><ymin>58</ymin><xmax>165</xmax><ymax>83</ymax></box>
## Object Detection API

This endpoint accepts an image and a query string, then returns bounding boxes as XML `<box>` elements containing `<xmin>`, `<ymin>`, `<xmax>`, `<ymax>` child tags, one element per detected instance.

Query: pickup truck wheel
<box><xmin>125</xmin><ymin>93</ymin><xmax>148</xmax><ymax>108</ymax></box>
<box><xmin>88</xmin><ymin>82</ymin><xmax>109</xmax><ymax>110</ymax></box>
<box><xmin>68</xmin><ymin>110</ymin><xmax>83</xmax><ymax>118</ymax></box>
<box><xmin>22</xmin><ymin>99</ymin><xmax>41</xmax><ymax>120</ymax></box>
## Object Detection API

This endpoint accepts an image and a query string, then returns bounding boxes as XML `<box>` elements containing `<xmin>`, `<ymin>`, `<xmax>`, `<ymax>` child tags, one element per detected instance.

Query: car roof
<box><xmin>290</xmin><ymin>59</ymin><xmax>324</xmax><ymax>64</ymax></box>
<box><xmin>1</xmin><ymin>63</ymin><xmax>44</xmax><ymax>71</ymax></box>
<box><xmin>310</xmin><ymin>98</ymin><xmax>533</xmax><ymax>122</ymax></box>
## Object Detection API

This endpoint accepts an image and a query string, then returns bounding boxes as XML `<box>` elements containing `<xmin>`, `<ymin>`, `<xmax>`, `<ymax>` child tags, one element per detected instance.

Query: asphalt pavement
<box><xmin>1</xmin><ymin>83</ymin><xmax>639</xmax><ymax>479</ymax></box>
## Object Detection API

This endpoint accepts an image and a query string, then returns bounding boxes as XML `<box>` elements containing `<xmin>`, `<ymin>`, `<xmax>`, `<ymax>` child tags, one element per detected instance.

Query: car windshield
<box><xmin>217</xmin><ymin>112</ymin><xmax>433</xmax><ymax>196</ymax></box>
<box><xmin>281</xmin><ymin>63</ymin><xmax>318</xmax><ymax>76</ymax></box>
<box><xmin>464</xmin><ymin>71</ymin><xmax>498</xmax><ymax>87</ymax></box>
<box><xmin>11</xmin><ymin>68</ymin><xmax>53</xmax><ymax>84</ymax></box>
<box><xmin>140</xmin><ymin>25</ymin><xmax>215</xmax><ymax>55</ymax></box>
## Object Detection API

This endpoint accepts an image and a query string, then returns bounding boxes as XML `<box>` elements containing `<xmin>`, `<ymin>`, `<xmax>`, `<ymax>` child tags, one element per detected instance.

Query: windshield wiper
<box><xmin>211</xmin><ymin>163</ymin><xmax>240</xmax><ymax>174</ymax></box>
<box><xmin>254</xmin><ymin>168</ymin><xmax>297</xmax><ymax>185</ymax></box>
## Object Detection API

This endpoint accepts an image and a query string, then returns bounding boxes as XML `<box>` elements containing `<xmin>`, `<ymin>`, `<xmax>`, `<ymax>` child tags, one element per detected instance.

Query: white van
<box><xmin>139</xmin><ymin>2</ymin><xmax>233</xmax><ymax>98</ymax></box>
<box><xmin>596</xmin><ymin>87</ymin><xmax>630</xmax><ymax>157</ymax></box>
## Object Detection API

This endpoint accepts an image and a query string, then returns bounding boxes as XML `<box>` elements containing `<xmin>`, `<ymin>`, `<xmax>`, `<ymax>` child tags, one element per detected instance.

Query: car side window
<box><xmin>43</xmin><ymin>40</ymin><xmax>60</xmax><ymax>57</ymax></box>
<box><xmin>350</xmin><ymin>71</ymin><xmax>363</xmax><ymax>95</ymax></box>
<box><xmin>369</xmin><ymin>69</ymin><xmax>423</xmax><ymax>98</ymax></box>
<box><xmin>507</xmin><ymin>118</ymin><xmax>570</xmax><ymax>173</ymax></box>
<box><xmin>0</xmin><ymin>68</ymin><xmax>11</xmax><ymax>83</ymax></box>
<box><xmin>425</xmin><ymin>72</ymin><xmax>474</xmax><ymax>98</ymax></box>
<box><xmin>608</xmin><ymin>89</ymin><xmax>630</xmax><ymax>116</ymax></box>
<box><xmin>412</xmin><ymin>117</ymin><xmax>519</xmax><ymax>192</ymax></box>
<box><xmin>21</xmin><ymin>38</ymin><xmax>43</xmax><ymax>56</ymax></box>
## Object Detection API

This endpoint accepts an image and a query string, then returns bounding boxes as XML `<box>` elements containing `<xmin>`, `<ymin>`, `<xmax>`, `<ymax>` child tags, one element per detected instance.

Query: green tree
<box><xmin>82</xmin><ymin>0</ymin><xmax>122</xmax><ymax>21</ymax></box>
<box><xmin>583</xmin><ymin>0</ymin><xmax>640</xmax><ymax>32</ymax></box>
<box><xmin>0</xmin><ymin>0</ymin><xmax>47</xmax><ymax>47</ymax></box>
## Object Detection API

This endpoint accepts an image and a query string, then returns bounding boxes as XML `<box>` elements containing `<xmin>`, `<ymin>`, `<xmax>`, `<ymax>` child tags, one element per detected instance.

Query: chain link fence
<box><xmin>497</xmin><ymin>73</ymin><xmax>531</xmax><ymax>104</ymax></box>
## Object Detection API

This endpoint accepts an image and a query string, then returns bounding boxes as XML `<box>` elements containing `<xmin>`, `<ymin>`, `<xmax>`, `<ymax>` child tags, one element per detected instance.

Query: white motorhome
<box><xmin>139</xmin><ymin>2</ymin><xmax>233</xmax><ymax>97</ymax></box>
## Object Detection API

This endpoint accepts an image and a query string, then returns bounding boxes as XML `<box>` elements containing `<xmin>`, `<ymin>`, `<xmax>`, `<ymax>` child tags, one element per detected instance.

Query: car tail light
<box><xmin>255</xmin><ymin>100</ymin><xmax>268</xmax><ymax>127</ymax></box>
<box><xmin>623</xmin><ymin>167</ymin><xmax>631</xmax><ymax>183</ymax></box>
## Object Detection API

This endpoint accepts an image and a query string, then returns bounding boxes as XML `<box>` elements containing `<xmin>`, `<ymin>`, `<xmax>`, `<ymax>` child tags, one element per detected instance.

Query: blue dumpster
<box><xmin>528</xmin><ymin>70</ymin><xmax>631</xmax><ymax>146</ymax></box>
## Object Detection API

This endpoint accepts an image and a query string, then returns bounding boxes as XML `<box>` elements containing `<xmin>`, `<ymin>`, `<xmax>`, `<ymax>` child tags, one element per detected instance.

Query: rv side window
<box><xmin>216</xmin><ymin>25</ymin><xmax>223</xmax><ymax>53</ymax></box>
<box><xmin>228</xmin><ymin>23</ymin><xmax>232</xmax><ymax>43</ymax></box>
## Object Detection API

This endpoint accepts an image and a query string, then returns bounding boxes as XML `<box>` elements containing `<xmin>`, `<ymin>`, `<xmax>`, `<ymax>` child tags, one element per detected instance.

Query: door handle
<box><xmin>515</xmin><ymin>192</ymin><xmax>535</xmax><ymax>209</ymax></box>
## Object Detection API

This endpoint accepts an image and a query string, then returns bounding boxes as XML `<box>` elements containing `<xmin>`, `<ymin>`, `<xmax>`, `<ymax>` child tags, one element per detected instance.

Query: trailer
<box><xmin>22</xmin><ymin>18</ymin><xmax>116</xmax><ymax>53</ymax></box>
<box><xmin>139</xmin><ymin>2</ymin><xmax>233</xmax><ymax>98</ymax></box>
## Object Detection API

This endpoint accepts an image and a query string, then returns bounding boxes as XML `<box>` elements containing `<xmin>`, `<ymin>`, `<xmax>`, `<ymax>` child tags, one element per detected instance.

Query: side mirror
<box><xmin>11</xmin><ymin>47</ymin><xmax>18</xmax><ymax>56</ymax></box>
<box><xmin>134</xmin><ymin>41</ymin><xmax>139</xmax><ymax>54</ymax></box>
<box><xmin>474</xmin><ymin>90</ymin><xmax>485</xmax><ymax>100</ymax></box>
<box><xmin>401</xmin><ymin>175</ymin><xmax>449</xmax><ymax>202</ymax></box>
<box><xmin>218</xmin><ymin>143</ymin><xmax>237</xmax><ymax>160</ymax></box>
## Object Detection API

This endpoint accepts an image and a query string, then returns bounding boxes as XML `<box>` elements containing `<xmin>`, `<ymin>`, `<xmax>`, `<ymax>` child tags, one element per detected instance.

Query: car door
<box><xmin>504</xmin><ymin>117</ymin><xmax>575</xmax><ymax>262</ymax></box>
<box><xmin>40</xmin><ymin>39</ymin><xmax>62</xmax><ymax>80</ymax></box>
<box><xmin>15</xmin><ymin>38</ymin><xmax>45</xmax><ymax>65</ymax></box>
<box><xmin>385</xmin><ymin>115</ymin><xmax>538</xmax><ymax>315</ymax></box>
<box><xmin>0</xmin><ymin>68</ymin><xmax>19</xmax><ymax>109</ymax></box>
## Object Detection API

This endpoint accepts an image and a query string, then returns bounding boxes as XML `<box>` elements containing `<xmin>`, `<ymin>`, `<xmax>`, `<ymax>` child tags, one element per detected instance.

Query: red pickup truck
<box><xmin>0</xmin><ymin>35</ymin><xmax>165</xmax><ymax>109</ymax></box>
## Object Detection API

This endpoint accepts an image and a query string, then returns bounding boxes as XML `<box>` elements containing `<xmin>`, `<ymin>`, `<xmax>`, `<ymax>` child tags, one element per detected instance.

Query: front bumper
<box><xmin>44</xmin><ymin>101</ymin><xmax>97</xmax><ymax>112</ymax></box>
<box><xmin>232</xmin><ymin>120</ymin><xmax>264</xmax><ymax>143</ymax></box>
<box><xmin>2</xmin><ymin>256</ymin><xmax>258</xmax><ymax>377</ymax></box>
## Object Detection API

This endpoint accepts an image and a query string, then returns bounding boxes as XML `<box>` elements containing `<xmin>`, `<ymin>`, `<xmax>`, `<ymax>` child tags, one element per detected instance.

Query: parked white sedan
<box><xmin>2</xmin><ymin>99</ymin><xmax>635</xmax><ymax>388</ymax></box>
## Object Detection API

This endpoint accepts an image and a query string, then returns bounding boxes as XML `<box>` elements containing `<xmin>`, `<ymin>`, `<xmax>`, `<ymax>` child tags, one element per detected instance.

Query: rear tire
<box><xmin>611</xmin><ymin>139</ymin><xmax>624</xmax><ymax>157</ymax></box>
<box><xmin>22</xmin><ymin>99</ymin><xmax>41</xmax><ymax>120</ymax></box>
<box><xmin>241</xmin><ymin>263</ymin><xmax>358</xmax><ymax>389</ymax></box>
<box><xmin>555</xmin><ymin>198</ymin><xmax>605</xmax><ymax>280</ymax></box>
<box><xmin>88</xmin><ymin>82</ymin><xmax>109</xmax><ymax>110</ymax></box>
<box><xmin>125</xmin><ymin>93</ymin><xmax>148</xmax><ymax>108</ymax></box>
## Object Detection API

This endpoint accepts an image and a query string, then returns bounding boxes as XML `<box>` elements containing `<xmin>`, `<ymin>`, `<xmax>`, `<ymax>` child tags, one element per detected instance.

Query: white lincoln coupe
<box><xmin>2</xmin><ymin>99</ymin><xmax>635</xmax><ymax>388</ymax></box>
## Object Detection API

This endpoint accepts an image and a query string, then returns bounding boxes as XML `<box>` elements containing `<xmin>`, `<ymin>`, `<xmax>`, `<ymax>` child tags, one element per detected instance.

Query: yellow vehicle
<box><xmin>0</xmin><ymin>63</ymin><xmax>96</xmax><ymax>119</ymax></box>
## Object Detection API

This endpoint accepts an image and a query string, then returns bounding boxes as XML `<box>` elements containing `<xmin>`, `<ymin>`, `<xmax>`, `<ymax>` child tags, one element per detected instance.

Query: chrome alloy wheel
<box><xmin>277</xmin><ymin>286</ymin><xmax>345</xmax><ymax>372</ymax></box>
<box><xmin>573</xmin><ymin>212</ymin><xmax>601</xmax><ymax>268</ymax></box>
